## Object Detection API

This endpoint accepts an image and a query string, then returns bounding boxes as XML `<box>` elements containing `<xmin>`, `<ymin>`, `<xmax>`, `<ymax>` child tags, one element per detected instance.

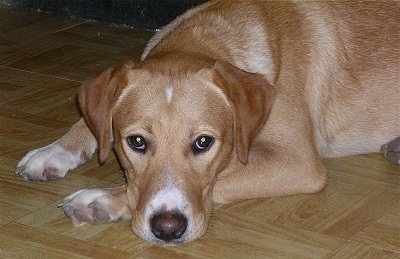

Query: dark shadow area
<box><xmin>1</xmin><ymin>0</ymin><xmax>207</xmax><ymax>29</ymax></box>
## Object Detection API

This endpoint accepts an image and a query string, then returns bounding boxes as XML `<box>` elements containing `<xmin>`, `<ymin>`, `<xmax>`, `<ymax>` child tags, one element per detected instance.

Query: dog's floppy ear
<box><xmin>212</xmin><ymin>61</ymin><xmax>275</xmax><ymax>164</ymax></box>
<box><xmin>78</xmin><ymin>60</ymin><xmax>135</xmax><ymax>164</ymax></box>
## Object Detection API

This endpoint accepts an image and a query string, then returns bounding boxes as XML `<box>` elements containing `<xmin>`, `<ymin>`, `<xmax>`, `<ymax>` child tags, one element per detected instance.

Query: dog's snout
<box><xmin>150</xmin><ymin>210</ymin><xmax>188</xmax><ymax>242</ymax></box>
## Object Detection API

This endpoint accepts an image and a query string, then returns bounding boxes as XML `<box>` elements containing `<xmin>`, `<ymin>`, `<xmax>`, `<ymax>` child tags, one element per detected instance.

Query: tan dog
<box><xmin>16</xmin><ymin>0</ymin><xmax>399</xmax><ymax>244</ymax></box>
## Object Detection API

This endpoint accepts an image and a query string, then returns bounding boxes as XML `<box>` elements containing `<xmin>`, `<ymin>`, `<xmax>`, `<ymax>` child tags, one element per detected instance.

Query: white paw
<box><xmin>16</xmin><ymin>142</ymin><xmax>85</xmax><ymax>181</ymax></box>
<box><xmin>59</xmin><ymin>189</ymin><xmax>130</xmax><ymax>226</ymax></box>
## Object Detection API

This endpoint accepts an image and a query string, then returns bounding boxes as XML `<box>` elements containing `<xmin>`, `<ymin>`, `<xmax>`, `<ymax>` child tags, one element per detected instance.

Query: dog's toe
<box><xmin>16</xmin><ymin>165</ymin><xmax>45</xmax><ymax>181</ymax></box>
<box><xmin>17</xmin><ymin>163</ymin><xmax>66</xmax><ymax>181</ymax></box>
<box><xmin>381</xmin><ymin>137</ymin><xmax>400</xmax><ymax>165</ymax></box>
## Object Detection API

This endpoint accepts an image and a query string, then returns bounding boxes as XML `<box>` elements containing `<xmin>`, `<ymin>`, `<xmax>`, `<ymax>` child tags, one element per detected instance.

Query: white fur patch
<box><xmin>242</xmin><ymin>23</ymin><xmax>273</xmax><ymax>76</ymax></box>
<box><xmin>149</xmin><ymin>187</ymin><xmax>185</xmax><ymax>212</ymax></box>
<box><xmin>165</xmin><ymin>86</ymin><xmax>174</xmax><ymax>104</ymax></box>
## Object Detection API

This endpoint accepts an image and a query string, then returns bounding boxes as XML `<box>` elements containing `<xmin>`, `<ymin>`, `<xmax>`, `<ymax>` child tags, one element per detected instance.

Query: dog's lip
<box><xmin>137</xmin><ymin>228</ymin><xmax>189</xmax><ymax>245</ymax></box>
<box><xmin>149</xmin><ymin>236</ymin><xmax>188</xmax><ymax>245</ymax></box>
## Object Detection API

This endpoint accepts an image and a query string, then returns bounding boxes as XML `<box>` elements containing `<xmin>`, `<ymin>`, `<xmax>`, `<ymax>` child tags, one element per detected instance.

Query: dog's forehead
<box><xmin>114</xmin><ymin>70</ymin><xmax>230</xmax><ymax>126</ymax></box>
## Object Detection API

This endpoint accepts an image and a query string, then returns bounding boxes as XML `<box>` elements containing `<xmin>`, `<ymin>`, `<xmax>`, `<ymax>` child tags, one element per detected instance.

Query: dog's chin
<box><xmin>142</xmin><ymin>235</ymin><xmax>189</xmax><ymax>245</ymax></box>
<box><xmin>132</xmin><ymin>228</ymin><xmax>203</xmax><ymax>245</ymax></box>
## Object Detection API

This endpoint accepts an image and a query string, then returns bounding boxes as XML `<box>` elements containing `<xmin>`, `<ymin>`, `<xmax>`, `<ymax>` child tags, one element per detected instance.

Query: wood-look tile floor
<box><xmin>0</xmin><ymin>5</ymin><xmax>399</xmax><ymax>258</ymax></box>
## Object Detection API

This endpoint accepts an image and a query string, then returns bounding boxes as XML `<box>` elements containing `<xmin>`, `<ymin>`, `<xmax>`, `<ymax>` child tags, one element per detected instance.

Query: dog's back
<box><xmin>144</xmin><ymin>0</ymin><xmax>400</xmax><ymax>157</ymax></box>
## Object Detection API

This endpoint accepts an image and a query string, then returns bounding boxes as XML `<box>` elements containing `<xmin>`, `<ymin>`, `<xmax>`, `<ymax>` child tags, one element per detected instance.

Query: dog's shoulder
<box><xmin>141</xmin><ymin>1</ymin><xmax>219</xmax><ymax>60</ymax></box>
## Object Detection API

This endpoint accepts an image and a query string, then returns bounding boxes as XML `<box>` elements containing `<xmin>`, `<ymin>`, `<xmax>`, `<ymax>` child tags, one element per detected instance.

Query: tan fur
<box><xmin>17</xmin><ymin>0</ymin><xmax>400</xmax><ymax>244</ymax></box>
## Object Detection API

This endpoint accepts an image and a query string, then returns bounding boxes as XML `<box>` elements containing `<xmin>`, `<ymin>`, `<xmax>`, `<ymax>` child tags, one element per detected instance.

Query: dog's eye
<box><xmin>193</xmin><ymin>135</ymin><xmax>214</xmax><ymax>154</ymax></box>
<box><xmin>127</xmin><ymin>135</ymin><xmax>147</xmax><ymax>153</ymax></box>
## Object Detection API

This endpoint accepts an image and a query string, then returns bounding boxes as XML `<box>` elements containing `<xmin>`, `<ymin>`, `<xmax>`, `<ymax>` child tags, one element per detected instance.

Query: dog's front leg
<box><xmin>16</xmin><ymin>118</ymin><xmax>97</xmax><ymax>181</ymax></box>
<box><xmin>213</xmin><ymin>143</ymin><xmax>328</xmax><ymax>203</ymax></box>
<box><xmin>59</xmin><ymin>185</ymin><xmax>131</xmax><ymax>226</ymax></box>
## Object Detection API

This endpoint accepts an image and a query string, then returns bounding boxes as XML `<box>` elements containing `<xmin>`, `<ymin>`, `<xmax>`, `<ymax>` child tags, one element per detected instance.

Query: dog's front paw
<box><xmin>16</xmin><ymin>142</ymin><xmax>84</xmax><ymax>181</ymax></box>
<box><xmin>59</xmin><ymin>189</ymin><xmax>130</xmax><ymax>226</ymax></box>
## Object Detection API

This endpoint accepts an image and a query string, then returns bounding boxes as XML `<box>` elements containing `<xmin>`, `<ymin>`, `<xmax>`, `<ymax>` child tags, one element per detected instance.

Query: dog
<box><xmin>16</xmin><ymin>0</ymin><xmax>399</xmax><ymax>244</ymax></box>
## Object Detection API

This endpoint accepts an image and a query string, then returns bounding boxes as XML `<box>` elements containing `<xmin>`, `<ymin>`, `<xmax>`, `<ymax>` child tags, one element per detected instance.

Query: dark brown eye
<box><xmin>127</xmin><ymin>135</ymin><xmax>147</xmax><ymax>153</ymax></box>
<box><xmin>192</xmin><ymin>135</ymin><xmax>214</xmax><ymax>154</ymax></box>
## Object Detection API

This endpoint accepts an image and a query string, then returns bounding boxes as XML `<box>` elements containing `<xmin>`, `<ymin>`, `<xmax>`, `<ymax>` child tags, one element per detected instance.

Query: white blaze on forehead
<box><xmin>165</xmin><ymin>86</ymin><xmax>174</xmax><ymax>104</ymax></box>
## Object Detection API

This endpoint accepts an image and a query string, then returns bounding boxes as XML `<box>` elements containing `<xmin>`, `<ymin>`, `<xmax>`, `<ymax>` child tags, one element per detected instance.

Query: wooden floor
<box><xmin>0</xmin><ymin>5</ymin><xmax>399</xmax><ymax>258</ymax></box>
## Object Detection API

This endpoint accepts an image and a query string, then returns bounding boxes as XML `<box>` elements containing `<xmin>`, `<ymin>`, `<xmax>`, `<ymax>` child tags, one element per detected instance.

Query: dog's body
<box><xmin>16</xmin><ymin>0</ymin><xmax>399</xmax><ymax>244</ymax></box>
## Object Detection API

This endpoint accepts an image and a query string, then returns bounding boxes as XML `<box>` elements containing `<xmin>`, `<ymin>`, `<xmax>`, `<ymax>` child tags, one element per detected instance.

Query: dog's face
<box><xmin>113</xmin><ymin>67</ymin><xmax>235</xmax><ymax>244</ymax></box>
<box><xmin>78</xmin><ymin>59</ymin><xmax>274</xmax><ymax>243</ymax></box>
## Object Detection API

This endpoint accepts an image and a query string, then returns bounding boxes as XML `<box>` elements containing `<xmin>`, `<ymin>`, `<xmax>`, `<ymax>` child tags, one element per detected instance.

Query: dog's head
<box><xmin>78</xmin><ymin>58</ymin><xmax>275</xmax><ymax>244</ymax></box>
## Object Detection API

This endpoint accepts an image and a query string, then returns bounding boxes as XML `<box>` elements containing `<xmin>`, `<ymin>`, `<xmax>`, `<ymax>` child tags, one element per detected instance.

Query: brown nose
<box><xmin>150</xmin><ymin>210</ymin><xmax>188</xmax><ymax>242</ymax></box>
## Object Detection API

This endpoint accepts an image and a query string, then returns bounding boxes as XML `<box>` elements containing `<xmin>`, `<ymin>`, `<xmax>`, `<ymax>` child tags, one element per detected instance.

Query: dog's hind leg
<box><xmin>381</xmin><ymin>136</ymin><xmax>400</xmax><ymax>165</ymax></box>
<box><xmin>59</xmin><ymin>185</ymin><xmax>131</xmax><ymax>226</ymax></box>
<box><xmin>213</xmin><ymin>143</ymin><xmax>328</xmax><ymax>203</ymax></box>
<box><xmin>16</xmin><ymin>118</ymin><xmax>97</xmax><ymax>181</ymax></box>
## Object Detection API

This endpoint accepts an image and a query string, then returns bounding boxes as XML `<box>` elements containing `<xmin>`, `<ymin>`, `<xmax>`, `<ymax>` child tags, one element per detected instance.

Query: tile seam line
<box><xmin>0</xmin><ymin>65</ymin><xmax>82</xmax><ymax>83</ymax></box>
<box><xmin>53</xmin><ymin>19</ymin><xmax>92</xmax><ymax>33</ymax></box>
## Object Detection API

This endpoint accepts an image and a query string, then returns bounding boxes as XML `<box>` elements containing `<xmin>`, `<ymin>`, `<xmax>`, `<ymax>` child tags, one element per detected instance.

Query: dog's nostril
<box><xmin>150</xmin><ymin>210</ymin><xmax>188</xmax><ymax>242</ymax></box>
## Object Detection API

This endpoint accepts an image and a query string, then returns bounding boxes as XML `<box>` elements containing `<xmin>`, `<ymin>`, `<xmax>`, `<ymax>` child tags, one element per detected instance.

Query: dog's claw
<box><xmin>15</xmin><ymin>166</ymin><xmax>24</xmax><ymax>175</ymax></box>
